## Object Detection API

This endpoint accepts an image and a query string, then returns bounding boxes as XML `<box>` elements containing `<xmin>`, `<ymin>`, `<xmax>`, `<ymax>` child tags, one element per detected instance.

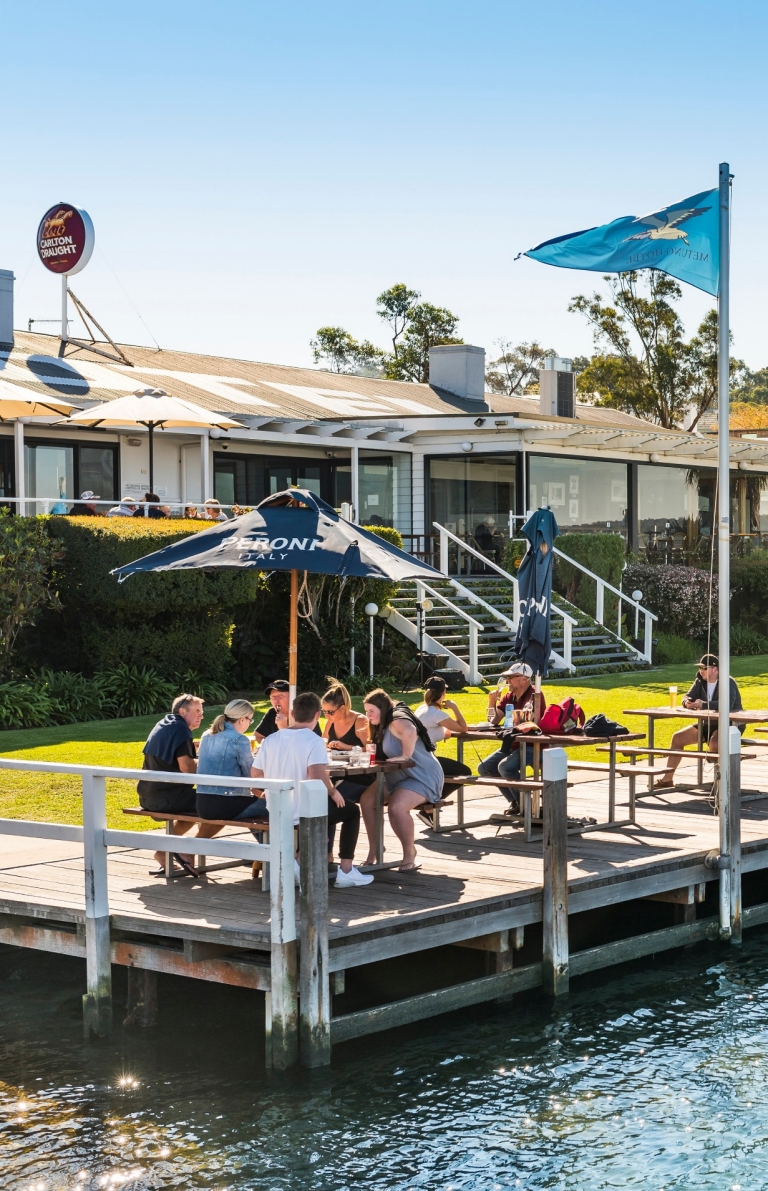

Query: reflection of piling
<box><xmin>299</xmin><ymin>781</ymin><xmax>331</xmax><ymax>1066</ymax></box>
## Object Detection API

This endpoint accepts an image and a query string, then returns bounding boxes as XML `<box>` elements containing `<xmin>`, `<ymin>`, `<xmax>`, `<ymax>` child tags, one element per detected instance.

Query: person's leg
<box><xmin>656</xmin><ymin>725</ymin><xmax>698</xmax><ymax>785</ymax></box>
<box><xmin>357</xmin><ymin>780</ymin><xmax>380</xmax><ymax>866</ymax></box>
<box><xmin>497</xmin><ymin>750</ymin><xmax>522</xmax><ymax>811</ymax></box>
<box><xmin>328</xmin><ymin>798</ymin><xmax>361</xmax><ymax>873</ymax></box>
<box><xmin>386</xmin><ymin>788</ymin><xmax>427</xmax><ymax>869</ymax></box>
<box><xmin>706</xmin><ymin>729</ymin><xmax>719</xmax><ymax>761</ymax></box>
<box><xmin>438</xmin><ymin>756</ymin><xmax>472</xmax><ymax>778</ymax></box>
<box><xmin>235</xmin><ymin>797</ymin><xmax>269</xmax><ymax>820</ymax></box>
<box><xmin>477</xmin><ymin>749</ymin><xmax>504</xmax><ymax>777</ymax></box>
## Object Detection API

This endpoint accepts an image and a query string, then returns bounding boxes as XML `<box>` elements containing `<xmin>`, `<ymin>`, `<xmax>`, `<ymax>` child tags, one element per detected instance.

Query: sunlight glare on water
<box><xmin>2</xmin><ymin>934</ymin><xmax>768</xmax><ymax>1189</ymax></box>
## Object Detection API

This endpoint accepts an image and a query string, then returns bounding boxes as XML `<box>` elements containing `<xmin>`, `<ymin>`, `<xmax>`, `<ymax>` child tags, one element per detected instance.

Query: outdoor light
<box><xmin>632</xmin><ymin>590</ymin><xmax>643</xmax><ymax>602</ymax></box>
<box><xmin>474</xmin><ymin>417</ymin><xmax>485</xmax><ymax>427</ymax></box>
<box><xmin>419</xmin><ymin>598</ymin><xmax>433</xmax><ymax>612</ymax></box>
<box><xmin>632</xmin><ymin>590</ymin><xmax>643</xmax><ymax>640</ymax></box>
<box><xmin>461</xmin><ymin>441</ymin><xmax>473</xmax><ymax>452</ymax></box>
<box><xmin>365</xmin><ymin>603</ymin><xmax>379</xmax><ymax>677</ymax></box>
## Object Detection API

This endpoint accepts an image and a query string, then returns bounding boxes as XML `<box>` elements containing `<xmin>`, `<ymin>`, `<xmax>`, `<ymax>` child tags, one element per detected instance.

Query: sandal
<box><xmin>398</xmin><ymin>860</ymin><xmax>422</xmax><ymax>873</ymax></box>
<box><xmin>654</xmin><ymin>776</ymin><xmax>675</xmax><ymax>790</ymax></box>
<box><xmin>172</xmin><ymin>853</ymin><xmax>199</xmax><ymax>879</ymax></box>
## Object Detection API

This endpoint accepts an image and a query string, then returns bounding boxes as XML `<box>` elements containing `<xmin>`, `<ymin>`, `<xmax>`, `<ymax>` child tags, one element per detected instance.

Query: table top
<box><xmin>457</xmin><ymin>729</ymin><xmax>645</xmax><ymax>747</ymax></box>
<box><xmin>624</xmin><ymin>707</ymin><xmax>768</xmax><ymax>723</ymax></box>
<box><xmin>326</xmin><ymin>758</ymin><xmax>413</xmax><ymax>775</ymax></box>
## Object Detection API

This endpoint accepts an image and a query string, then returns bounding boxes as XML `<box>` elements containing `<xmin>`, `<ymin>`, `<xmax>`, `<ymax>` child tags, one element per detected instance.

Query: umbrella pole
<box><xmin>289</xmin><ymin>569</ymin><xmax>299</xmax><ymax>720</ymax></box>
<box><xmin>148</xmin><ymin>424</ymin><xmax>154</xmax><ymax>495</ymax></box>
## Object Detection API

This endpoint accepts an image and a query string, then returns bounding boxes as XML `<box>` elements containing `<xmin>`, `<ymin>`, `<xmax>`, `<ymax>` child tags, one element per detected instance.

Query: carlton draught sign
<box><xmin>36</xmin><ymin>203</ymin><xmax>94</xmax><ymax>275</ymax></box>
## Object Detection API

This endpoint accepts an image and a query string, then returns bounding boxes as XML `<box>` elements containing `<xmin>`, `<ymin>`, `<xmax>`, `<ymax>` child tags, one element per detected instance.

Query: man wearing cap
<box><xmin>654</xmin><ymin>654</ymin><xmax>744</xmax><ymax>790</ymax></box>
<box><xmin>253</xmin><ymin>680</ymin><xmax>322</xmax><ymax>742</ymax></box>
<box><xmin>70</xmin><ymin>490</ymin><xmax>100</xmax><ymax>516</ymax></box>
<box><xmin>477</xmin><ymin>663</ymin><xmax>546</xmax><ymax>802</ymax></box>
<box><xmin>107</xmin><ymin>497</ymin><xmax>137</xmax><ymax>517</ymax></box>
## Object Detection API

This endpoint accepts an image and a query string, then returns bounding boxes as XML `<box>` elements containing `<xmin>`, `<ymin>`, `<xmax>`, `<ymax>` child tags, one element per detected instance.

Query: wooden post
<box><xmin>81</xmin><ymin>773</ymin><xmax>112</xmax><ymax>1036</ymax></box>
<box><xmin>299</xmin><ymin>780</ymin><xmax>331</xmax><ymax>1067</ymax></box>
<box><xmin>267</xmin><ymin>782</ymin><xmax>298</xmax><ymax>1069</ymax></box>
<box><xmin>729</xmin><ymin>726</ymin><xmax>742</xmax><ymax>944</ymax></box>
<box><xmin>289</xmin><ymin>569</ymin><xmax>299</xmax><ymax>714</ymax></box>
<box><xmin>542</xmin><ymin>748</ymin><xmax>569</xmax><ymax>997</ymax></box>
<box><xmin>124</xmin><ymin>968</ymin><xmax>158</xmax><ymax>1028</ymax></box>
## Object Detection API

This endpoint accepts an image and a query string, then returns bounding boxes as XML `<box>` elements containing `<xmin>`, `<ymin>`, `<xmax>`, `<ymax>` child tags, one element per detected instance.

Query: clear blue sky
<box><xmin>2</xmin><ymin>1</ymin><xmax>766</xmax><ymax>369</ymax></box>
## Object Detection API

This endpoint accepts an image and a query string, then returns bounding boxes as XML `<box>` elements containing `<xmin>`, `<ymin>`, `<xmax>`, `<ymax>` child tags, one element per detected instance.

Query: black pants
<box><xmin>328</xmin><ymin>797</ymin><xmax>361</xmax><ymax>861</ymax></box>
<box><xmin>437</xmin><ymin>756</ymin><xmax>472</xmax><ymax>779</ymax></box>
<box><xmin>196</xmin><ymin>792</ymin><xmax>263</xmax><ymax>820</ymax></box>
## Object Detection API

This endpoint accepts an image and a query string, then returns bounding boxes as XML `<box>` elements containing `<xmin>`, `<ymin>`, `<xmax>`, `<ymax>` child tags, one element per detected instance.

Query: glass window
<box><xmin>428</xmin><ymin>455</ymin><xmax>516</xmax><ymax>539</ymax></box>
<box><xmin>359</xmin><ymin>452</ymin><xmax>412</xmax><ymax>533</ymax></box>
<box><xmin>25</xmin><ymin>444</ymin><xmax>74</xmax><ymax>514</ymax></box>
<box><xmin>213</xmin><ymin>453</ymin><xmax>354</xmax><ymax>511</ymax></box>
<box><xmin>0</xmin><ymin>439</ymin><xmax>13</xmax><ymax>499</ymax></box>
<box><xmin>638</xmin><ymin>465</ymin><xmax>688</xmax><ymax>537</ymax></box>
<box><xmin>529</xmin><ymin>456</ymin><xmax>627</xmax><ymax>536</ymax></box>
<box><xmin>80</xmin><ymin>447</ymin><xmax>115</xmax><ymax>503</ymax></box>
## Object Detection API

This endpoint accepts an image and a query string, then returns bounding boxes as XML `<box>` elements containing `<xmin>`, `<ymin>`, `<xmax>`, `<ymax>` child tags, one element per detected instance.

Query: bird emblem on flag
<box><xmin>621</xmin><ymin>205</ymin><xmax>711</xmax><ymax>245</ymax></box>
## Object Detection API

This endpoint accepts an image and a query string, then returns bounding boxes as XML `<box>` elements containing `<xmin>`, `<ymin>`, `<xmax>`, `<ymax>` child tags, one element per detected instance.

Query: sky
<box><xmin>2</xmin><ymin>0</ymin><xmax>767</xmax><ymax>371</ymax></box>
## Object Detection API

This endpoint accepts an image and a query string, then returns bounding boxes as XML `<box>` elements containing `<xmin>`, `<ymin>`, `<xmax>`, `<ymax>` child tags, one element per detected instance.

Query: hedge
<box><xmin>623</xmin><ymin>564</ymin><xmax>717</xmax><ymax>640</ymax></box>
<box><xmin>505</xmin><ymin>531</ymin><xmax>627</xmax><ymax>626</ymax></box>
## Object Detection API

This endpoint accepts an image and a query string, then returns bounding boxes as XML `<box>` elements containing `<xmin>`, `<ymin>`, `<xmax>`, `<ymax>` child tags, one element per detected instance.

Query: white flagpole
<box><xmin>717</xmin><ymin>161</ymin><xmax>735</xmax><ymax>939</ymax></box>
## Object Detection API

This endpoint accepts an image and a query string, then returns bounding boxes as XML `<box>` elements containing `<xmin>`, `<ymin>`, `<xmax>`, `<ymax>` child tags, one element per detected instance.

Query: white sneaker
<box><xmin>335</xmin><ymin>865</ymin><xmax>374</xmax><ymax>888</ymax></box>
<box><xmin>294</xmin><ymin>859</ymin><xmax>301</xmax><ymax>887</ymax></box>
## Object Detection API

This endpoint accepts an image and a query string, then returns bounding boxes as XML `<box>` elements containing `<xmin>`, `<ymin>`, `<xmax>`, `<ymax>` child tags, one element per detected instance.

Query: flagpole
<box><xmin>717</xmin><ymin>161</ymin><xmax>735</xmax><ymax>941</ymax></box>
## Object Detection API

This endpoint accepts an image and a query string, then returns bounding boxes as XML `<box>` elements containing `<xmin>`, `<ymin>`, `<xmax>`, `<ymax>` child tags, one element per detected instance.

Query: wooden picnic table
<box><xmin>450</xmin><ymin>726</ymin><xmax>645</xmax><ymax>834</ymax></box>
<box><xmin>326</xmin><ymin>756</ymin><xmax>414</xmax><ymax>870</ymax></box>
<box><xmin>623</xmin><ymin>706</ymin><xmax>768</xmax><ymax>790</ymax></box>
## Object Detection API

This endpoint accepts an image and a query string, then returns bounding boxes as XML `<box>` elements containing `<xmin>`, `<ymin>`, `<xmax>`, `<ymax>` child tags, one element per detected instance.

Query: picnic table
<box><xmin>450</xmin><ymin>726</ymin><xmax>645</xmax><ymax>835</ymax></box>
<box><xmin>623</xmin><ymin>707</ymin><xmax>768</xmax><ymax>790</ymax></box>
<box><xmin>326</xmin><ymin>756</ymin><xmax>414</xmax><ymax>870</ymax></box>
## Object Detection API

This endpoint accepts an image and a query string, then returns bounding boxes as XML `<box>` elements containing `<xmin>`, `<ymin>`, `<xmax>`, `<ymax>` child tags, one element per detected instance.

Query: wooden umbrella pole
<box><xmin>289</xmin><ymin>569</ymin><xmax>299</xmax><ymax>721</ymax></box>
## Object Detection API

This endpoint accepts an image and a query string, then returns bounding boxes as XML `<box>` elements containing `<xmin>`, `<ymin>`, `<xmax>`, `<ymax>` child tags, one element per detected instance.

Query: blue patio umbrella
<box><xmin>514</xmin><ymin>508</ymin><xmax>560</xmax><ymax>679</ymax></box>
<box><xmin>112</xmin><ymin>488</ymin><xmax>443</xmax><ymax>697</ymax></box>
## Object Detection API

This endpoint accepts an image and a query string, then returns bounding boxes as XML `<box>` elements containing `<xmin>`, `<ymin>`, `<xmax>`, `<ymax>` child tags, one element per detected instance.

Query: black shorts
<box><xmin>196</xmin><ymin>792</ymin><xmax>261</xmax><ymax>820</ymax></box>
<box><xmin>137</xmin><ymin>784</ymin><xmax>197</xmax><ymax>815</ymax></box>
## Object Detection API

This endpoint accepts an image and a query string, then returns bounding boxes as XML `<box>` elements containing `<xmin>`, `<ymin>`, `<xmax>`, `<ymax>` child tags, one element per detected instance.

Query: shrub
<box><xmin>623</xmin><ymin>564</ymin><xmax>717</xmax><ymax>640</ymax></box>
<box><xmin>0</xmin><ymin>511</ymin><xmax>63</xmax><ymax>674</ymax></box>
<box><xmin>654</xmin><ymin>635</ymin><xmax>702</xmax><ymax>666</ymax></box>
<box><xmin>39</xmin><ymin>668</ymin><xmax>116</xmax><ymax>723</ymax></box>
<box><xmin>731</xmin><ymin>558</ymin><xmax>768</xmax><ymax>636</ymax></box>
<box><xmin>730</xmin><ymin>623</ymin><xmax>768</xmax><ymax>657</ymax></box>
<box><xmin>95</xmin><ymin>664</ymin><xmax>176</xmax><ymax>718</ymax></box>
<box><xmin>0</xmin><ymin>680</ymin><xmax>59</xmax><ymax>729</ymax></box>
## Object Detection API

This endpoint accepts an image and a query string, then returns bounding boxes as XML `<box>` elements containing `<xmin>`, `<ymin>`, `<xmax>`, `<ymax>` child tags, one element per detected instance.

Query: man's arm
<box><xmin>308</xmin><ymin>762</ymin><xmax>341</xmax><ymax>805</ymax></box>
<box><xmin>177</xmin><ymin>755</ymin><xmax>197</xmax><ymax>774</ymax></box>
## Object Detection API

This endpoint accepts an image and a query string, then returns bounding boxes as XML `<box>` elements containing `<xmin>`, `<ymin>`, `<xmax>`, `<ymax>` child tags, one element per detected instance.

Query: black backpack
<box><xmin>392</xmin><ymin>702</ymin><xmax>437</xmax><ymax>753</ymax></box>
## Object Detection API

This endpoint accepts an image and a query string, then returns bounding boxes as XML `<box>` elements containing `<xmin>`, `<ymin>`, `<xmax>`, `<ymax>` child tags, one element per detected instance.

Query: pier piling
<box><xmin>542</xmin><ymin>749</ymin><xmax>569</xmax><ymax>996</ymax></box>
<box><xmin>299</xmin><ymin>780</ymin><xmax>331</xmax><ymax>1067</ymax></box>
<box><xmin>82</xmin><ymin>774</ymin><xmax>112</xmax><ymax>1037</ymax></box>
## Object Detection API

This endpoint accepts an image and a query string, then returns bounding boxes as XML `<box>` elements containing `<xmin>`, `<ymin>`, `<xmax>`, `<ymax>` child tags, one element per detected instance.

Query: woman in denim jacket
<box><xmin>196</xmin><ymin>699</ymin><xmax>260</xmax><ymax>820</ymax></box>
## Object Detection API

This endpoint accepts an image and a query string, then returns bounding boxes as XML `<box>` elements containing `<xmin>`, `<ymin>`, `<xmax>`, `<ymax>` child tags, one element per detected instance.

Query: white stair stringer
<box><xmin>384</xmin><ymin>606</ymin><xmax>470</xmax><ymax>679</ymax></box>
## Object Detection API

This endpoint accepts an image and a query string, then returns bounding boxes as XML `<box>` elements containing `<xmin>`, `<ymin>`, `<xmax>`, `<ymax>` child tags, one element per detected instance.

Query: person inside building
<box><xmin>253</xmin><ymin>679</ymin><xmax>322</xmax><ymax>742</ymax></box>
<box><xmin>359</xmin><ymin>689</ymin><xmax>444</xmax><ymax>872</ymax></box>
<box><xmin>137</xmin><ymin>693</ymin><xmax>220</xmax><ymax>876</ymax></box>
<box><xmin>251</xmin><ymin>691</ymin><xmax>373</xmax><ymax>889</ymax></box>
<box><xmin>473</xmin><ymin>515</ymin><xmax>504</xmax><ymax>564</ymax></box>
<box><xmin>654</xmin><ymin>654</ymin><xmax>744</xmax><ymax>789</ymax></box>
<box><xmin>414</xmin><ymin>676</ymin><xmax>471</xmax><ymax>778</ymax></box>
<box><xmin>477</xmin><ymin>662</ymin><xmax>546</xmax><ymax>813</ymax></box>
<box><xmin>107</xmin><ymin>496</ymin><xmax>137</xmax><ymax>516</ymax></box>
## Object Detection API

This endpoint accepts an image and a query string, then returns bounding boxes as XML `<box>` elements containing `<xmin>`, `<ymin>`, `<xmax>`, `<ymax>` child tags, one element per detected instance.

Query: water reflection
<box><xmin>2</xmin><ymin>939</ymin><xmax>768</xmax><ymax>1189</ymax></box>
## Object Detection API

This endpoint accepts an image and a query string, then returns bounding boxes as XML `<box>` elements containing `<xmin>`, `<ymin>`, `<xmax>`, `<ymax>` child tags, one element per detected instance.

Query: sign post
<box><xmin>36</xmin><ymin>203</ymin><xmax>95</xmax><ymax>346</ymax></box>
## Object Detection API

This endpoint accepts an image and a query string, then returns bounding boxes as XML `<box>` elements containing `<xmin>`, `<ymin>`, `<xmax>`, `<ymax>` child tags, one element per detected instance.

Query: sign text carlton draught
<box><xmin>36</xmin><ymin>204</ymin><xmax>95</xmax><ymax>275</ymax></box>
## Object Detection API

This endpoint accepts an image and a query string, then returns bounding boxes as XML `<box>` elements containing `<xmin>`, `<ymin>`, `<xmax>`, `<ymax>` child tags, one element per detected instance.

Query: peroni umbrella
<box><xmin>514</xmin><ymin>507</ymin><xmax>559</xmax><ymax>679</ymax></box>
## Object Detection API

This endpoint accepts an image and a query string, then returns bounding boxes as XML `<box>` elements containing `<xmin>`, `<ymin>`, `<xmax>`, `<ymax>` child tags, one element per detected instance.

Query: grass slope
<box><xmin>1</xmin><ymin>656</ymin><xmax>767</xmax><ymax>827</ymax></box>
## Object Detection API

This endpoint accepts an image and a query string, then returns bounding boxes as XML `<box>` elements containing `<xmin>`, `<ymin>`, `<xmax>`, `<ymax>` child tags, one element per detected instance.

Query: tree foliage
<box><xmin>569</xmin><ymin>271</ymin><xmax>747</xmax><ymax>430</ymax></box>
<box><xmin>486</xmin><ymin>340</ymin><xmax>556</xmax><ymax>395</ymax></box>
<box><xmin>732</xmin><ymin>366</ymin><xmax>768</xmax><ymax>405</ymax></box>
<box><xmin>0</xmin><ymin>511</ymin><xmax>63</xmax><ymax>674</ymax></box>
<box><xmin>309</xmin><ymin>326</ymin><xmax>383</xmax><ymax>375</ymax></box>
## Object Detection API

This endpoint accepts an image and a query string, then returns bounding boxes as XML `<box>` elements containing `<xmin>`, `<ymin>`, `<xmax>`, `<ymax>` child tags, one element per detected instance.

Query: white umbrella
<box><xmin>67</xmin><ymin>387</ymin><xmax>244</xmax><ymax>494</ymax></box>
<box><xmin>0</xmin><ymin>383</ymin><xmax>82</xmax><ymax>514</ymax></box>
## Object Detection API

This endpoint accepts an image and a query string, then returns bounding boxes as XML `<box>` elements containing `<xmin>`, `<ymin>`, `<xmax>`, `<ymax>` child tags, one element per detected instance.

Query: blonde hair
<box><xmin>322</xmin><ymin>676</ymin><xmax>351</xmax><ymax>712</ymax></box>
<box><xmin>211</xmin><ymin>698</ymin><xmax>254</xmax><ymax>734</ymax></box>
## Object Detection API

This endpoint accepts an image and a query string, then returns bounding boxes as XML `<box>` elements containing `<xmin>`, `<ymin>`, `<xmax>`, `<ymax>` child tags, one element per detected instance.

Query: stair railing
<box><xmin>434</xmin><ymin>523</ymin><xmax>575</xmax><ymax>672</ymax></box>
<box><xmin>551</xmin><ymin>545</ymin><xmax>657</xmax><ymax>662</ymax></box>
<box><xmin>415</xmin><ymin>580</ymin><xmax>485</xmax><ymax>685</ymax></box>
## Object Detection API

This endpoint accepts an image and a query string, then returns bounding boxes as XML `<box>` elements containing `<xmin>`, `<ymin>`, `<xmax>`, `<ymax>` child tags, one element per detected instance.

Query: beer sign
<box><xmin>36</xmin><ymin>203</ymin><xmax>94</xmax><ymax>275</ymax></box>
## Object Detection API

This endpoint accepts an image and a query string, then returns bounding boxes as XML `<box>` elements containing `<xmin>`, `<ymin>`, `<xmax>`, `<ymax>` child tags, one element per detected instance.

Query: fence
<box><xmin>0</xmin><ymin>760</ymin><xmax>331</xmax><ymax>1069</ymax></box>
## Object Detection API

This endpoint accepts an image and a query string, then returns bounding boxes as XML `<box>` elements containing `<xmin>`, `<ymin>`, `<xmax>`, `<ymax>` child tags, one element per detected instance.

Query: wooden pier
<box><xmin>0</xmin><ymin>742</ymin><xmax>767</xmax><ymax>1067</ymax></box>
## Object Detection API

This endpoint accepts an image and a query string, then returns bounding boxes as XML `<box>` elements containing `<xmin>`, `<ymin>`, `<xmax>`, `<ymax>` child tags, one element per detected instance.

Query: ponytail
<box><xmin>211</xmin><ymin>713</ymin><xmax>227</xmax><ymax>734</ymax></box>
<box><xmin>211</xmin><ymin>698</ymin><xmax>255</xmax><ymax>734</ymax></box>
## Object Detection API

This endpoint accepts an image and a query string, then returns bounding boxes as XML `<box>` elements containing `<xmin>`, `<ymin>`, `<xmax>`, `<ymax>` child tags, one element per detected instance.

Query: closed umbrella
<box><xmin>514</xmin><ymin>508</ymin><xmax>559</xmax><ymax>680</ymax></box>
<box><xmin>67</xmin><ymin>388</ymin><xmax>244</xmax><ymax>495</ymax></box>
<box><xmin>112</xmin><ymin>488</ymin><xmax>443</xmax><ymax>702</ymax></box>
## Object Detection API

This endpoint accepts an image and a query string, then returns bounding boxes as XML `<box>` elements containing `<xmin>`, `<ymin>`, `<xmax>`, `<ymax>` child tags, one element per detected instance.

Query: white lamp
<box><xmin>364</xmin><ymin>602</ymin><xmax>379</xmax><ymax>677</ymax></box>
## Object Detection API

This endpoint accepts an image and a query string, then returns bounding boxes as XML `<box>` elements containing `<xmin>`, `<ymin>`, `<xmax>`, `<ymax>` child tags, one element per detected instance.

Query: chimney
<box><xmin>0</xmin><ymin>270</ymin><xmax>14</xmax><ymax>348</ymax></box>
<box><xmin>539</xmin><ymin>355</ymin><xmax>575</xmax><ymax>418</ymax></box>
<box><xmin>428</xmin><ymin>344</ymin><xmax>486</xmax><ymax>401</ymax></box>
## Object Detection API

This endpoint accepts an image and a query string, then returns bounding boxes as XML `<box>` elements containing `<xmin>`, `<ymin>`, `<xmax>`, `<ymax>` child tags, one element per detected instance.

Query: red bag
<box><xmin>539</xmin><ymin>697</ymin><xmax>585</xmax><ymax>734</ymax></box>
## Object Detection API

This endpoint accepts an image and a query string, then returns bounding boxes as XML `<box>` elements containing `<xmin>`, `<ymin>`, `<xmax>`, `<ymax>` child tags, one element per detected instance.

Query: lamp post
<box><xmin>632</xmin><ymin>589</ymin><xmax>643</xmax><ymax>642</ymax></box>
<box><xmin>418</xmin><ymin>598</ymin><xmax>433</xmax><ymax>684</ymax></box>
<box><xmin>364</xmin><ymin>603</ymin><xmax>378</xmax><ymax>678</ymax></box>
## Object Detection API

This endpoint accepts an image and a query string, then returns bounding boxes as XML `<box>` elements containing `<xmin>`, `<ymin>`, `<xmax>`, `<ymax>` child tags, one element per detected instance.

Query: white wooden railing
<box><xmin>550</xmin><ymin>545</ymin><xmax>657</xmax><ymax>662</ymax></box>
<box><xmin>434</xmin><ymin>523</ymin><xmax>576</xmax><ymax>672</ymax></box>
<box><xmin>0</xmin><ymin>761</ymin><xmax>330</xmax><ymax>1069</ymax></box>
<box><xmin>415</xmin><ymin>579</ymin><xmax>485</xmax><ymax>685</ymax></box>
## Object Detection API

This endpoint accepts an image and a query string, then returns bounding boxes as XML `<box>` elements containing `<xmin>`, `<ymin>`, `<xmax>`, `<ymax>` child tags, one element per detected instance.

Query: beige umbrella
<box><xmin>67</xmin><ymin>387</ymin><xmax>244</xmax><ymax>494</ymax></box>
<box><xmin>0</xmin><ymin>381</ymin><xmax>82</xmax><ymax>514</ymax></box>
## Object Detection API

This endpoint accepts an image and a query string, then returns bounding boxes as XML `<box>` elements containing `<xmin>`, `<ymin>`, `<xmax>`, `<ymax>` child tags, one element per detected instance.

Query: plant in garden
<box><xmin>623</xmin><ymin>564</ymin><xmax>717</xmax><ymax>640</ymax></box>
<box><xmin>0</xmin><ymin>511</ymin><xmax>63</xmax><ymax>674</ymax></box>
<box><xmin>95</xmin><ymin>664</ymin><xmax>176</xmax><ymax>718</ymax></box>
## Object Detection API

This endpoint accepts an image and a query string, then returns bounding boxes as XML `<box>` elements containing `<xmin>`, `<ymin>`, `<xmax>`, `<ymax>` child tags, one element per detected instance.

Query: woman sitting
<box><xmin>322</xmin><ymin>676</ymin><xmax>370</xmax><ymax>792</ymax></box>
<box><xmin>359</xmin><ymin>689</ymin><xmax>444</xmax><ymax>873</ymax></box>
<box><xmin>195</xmin><ymin>699</ymin><xmax>262</xmax><ymax>822</ymax></box>
<box><xmin>414</xmin><ymin>677</ymin><xmax>471</xmax><ymax>779</ymax></box>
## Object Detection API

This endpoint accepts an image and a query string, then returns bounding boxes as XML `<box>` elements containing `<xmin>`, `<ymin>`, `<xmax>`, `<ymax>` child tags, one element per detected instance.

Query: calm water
<box><xmin>2</xmin><ymin>936</ymin><xmax>768</xmax><ymax>1190</ymax></box>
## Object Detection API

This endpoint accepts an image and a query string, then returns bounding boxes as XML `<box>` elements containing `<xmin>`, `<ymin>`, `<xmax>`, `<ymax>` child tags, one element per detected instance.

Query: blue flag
<box><xmin>523</xmin><ymin>188</ymin><xmax>719</xmax><ymax>296</ymax></box>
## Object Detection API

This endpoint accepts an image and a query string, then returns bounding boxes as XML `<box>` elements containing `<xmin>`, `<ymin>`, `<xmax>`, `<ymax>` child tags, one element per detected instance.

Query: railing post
<box><xmin>299</xmin><ymin>780</ymin><xmax>331</xmax><ymax>1067</ymax></box>
<box><xmin>542</xmin><ymin>749</ymin><xmax>569</xmax><ymax>997</ymax></box>
<box><xmin>267</xmin><ymin>783</ymin><xmax>299</xmax><ymax>1069</ymax></box>
<box><xmin>563</xmin><ymin>618</ymin><xmax>573</xmax><ymax>672</ymax></box>
<box><xmin>468</xmin><ymin>624</ymin><xmax>480</xmax><ymax>685</ymax></box>
<box><xmin>512</xmin><ymin>577</ymin><xmax>520</xmax><ymax>630</ymax></box>
<box><xmin>81</xmin><ymin>773</ymin><xmax>112</xmax><ymax>1037</ymax></box>
<box><xmin>643</xmin><ymin>611</ymin><xmax>653</xmax><ymax>662</ymax></box>
<box><xmin>439</xmin><ymin>527</ymin><xmax>449</xmax><ymax>576</ymax></box>
<box><xmin>595</xmin><ymin>581</ymin><xmax>604</xmax><ymax>625</ymax></box>
<box><xmin>728</xmin><ymin>726</ymin><xmax>742</xmax><ymax>944</ymax></box>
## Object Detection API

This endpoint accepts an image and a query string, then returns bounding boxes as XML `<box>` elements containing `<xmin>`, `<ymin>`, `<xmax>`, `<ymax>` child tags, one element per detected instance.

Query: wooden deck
<box><xmin>2</xmin><ymin>760</ymin><xmax>768</xmax><ymax>962</ymax></box>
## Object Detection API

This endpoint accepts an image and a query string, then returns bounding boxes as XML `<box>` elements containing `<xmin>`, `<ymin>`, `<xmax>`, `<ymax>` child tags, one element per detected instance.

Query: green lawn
<box><xmin>1</xmin><ymin>655</ymin><xmax>767</xmax><ymax>828</ymax></box>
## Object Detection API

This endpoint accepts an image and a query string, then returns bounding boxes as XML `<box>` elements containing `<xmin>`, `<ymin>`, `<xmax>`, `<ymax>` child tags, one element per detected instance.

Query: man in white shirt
<box><xmin>251</xmin><ymin>691</ymin><xmax>373</xmax><ymax>888</ymax></box>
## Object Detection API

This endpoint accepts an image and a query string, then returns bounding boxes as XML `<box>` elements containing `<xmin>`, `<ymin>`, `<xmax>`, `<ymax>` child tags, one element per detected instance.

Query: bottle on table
<box><xmin>366</xmin><ymin>741</ymin><xmax>377</xmax><ymax>766</ymax></box>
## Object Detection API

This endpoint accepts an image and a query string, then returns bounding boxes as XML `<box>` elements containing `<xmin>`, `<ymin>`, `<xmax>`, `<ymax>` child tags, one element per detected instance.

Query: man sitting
<box><xmin>250</xmin><ymin>691</ymin><xmax>373</xmax><ymax>889</ymax></box>
<box><xmin>478</xmin><ymin>663</ymin><xmax>546</xmax><ymax>809</ymax></box>
<box><xmin>253</xmin><ymin>679</ymin><xmax>321</xmax><ymax>741</ymax></box>
<box><xmin>137</xmin><ymin>693</ymin><xmax>219</xmax><ymax>875</ymax></box>
<box><xmin>655</xmin><ymin>654</ymin><xmax>744</xmax><ymax>789</ymax></box>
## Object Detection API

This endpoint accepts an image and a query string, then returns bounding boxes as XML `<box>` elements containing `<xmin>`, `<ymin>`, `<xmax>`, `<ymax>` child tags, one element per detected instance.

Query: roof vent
<box><xmin>0</xmin><ymin>270</ymin><xmax>14</xmax><ymax>348</ymax></box>
<box><xmin>428</xmin><ymin>344</ymin><xmax>486</xmax><ymax>402</ymax></box>
<box><xmin>539</xmin><ymin>357</ymin><xmax>575</xmax><ymax>418</ymax></box>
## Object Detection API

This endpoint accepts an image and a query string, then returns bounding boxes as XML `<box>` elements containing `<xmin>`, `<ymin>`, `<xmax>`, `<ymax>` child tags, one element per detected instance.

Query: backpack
<box><xmin>392</xmin><ymin>702</ymin><xmax>437</xmax><ymax>753</ymax></box>
<box><xmin>539</xmin><ymin>698</ymin><xmax>585</xmax><ymax>735</ymax></box>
